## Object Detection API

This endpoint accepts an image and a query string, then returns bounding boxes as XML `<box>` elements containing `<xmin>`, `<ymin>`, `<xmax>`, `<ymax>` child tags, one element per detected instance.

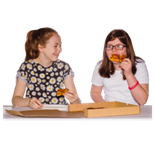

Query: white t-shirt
<box><xmin>91</xmin><ymin>60</ymin><xmax>149</xmax><ymax>105</ymax></box>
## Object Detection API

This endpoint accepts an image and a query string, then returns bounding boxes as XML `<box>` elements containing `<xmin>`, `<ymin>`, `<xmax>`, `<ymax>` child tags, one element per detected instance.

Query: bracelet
<box><xmin>128</xmin><ymin>81</ymin><xmax>139</xmax><ymax>90</ymax></box>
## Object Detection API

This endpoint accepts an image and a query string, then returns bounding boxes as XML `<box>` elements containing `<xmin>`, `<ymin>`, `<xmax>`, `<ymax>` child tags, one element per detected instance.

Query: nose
<box><xmin>59</xmin><ymin>49</ymin><xmax>62</xmax><ymax>53</ymax></box>
<box><xmin>58</xmin><ymin>45</ymin><xmax>62</xmax><ymax>53</ymax></box>
<box><xmin>112</xmin><ymin>46</ymin><xmax>117</xmax><ymax>53</ymax></box>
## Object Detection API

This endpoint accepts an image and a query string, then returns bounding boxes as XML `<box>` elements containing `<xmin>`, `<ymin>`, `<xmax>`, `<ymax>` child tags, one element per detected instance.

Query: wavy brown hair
<box><xmin>99</xmin><ymin>29</ymin><xmax>143</xmax><ymax>80</ymax></box>
<box><xmin>25</xmin><ymin>27</ymin><xmax>58</xmax><ymax>61</ymax></box>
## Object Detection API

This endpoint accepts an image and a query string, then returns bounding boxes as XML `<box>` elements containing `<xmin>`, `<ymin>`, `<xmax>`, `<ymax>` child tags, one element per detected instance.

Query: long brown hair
<box><xmin>99</xmin><ymin>29</ymin><xmax>143</xmax><ymax>80</ymax></box>
<box><xmin>25</xmin><ymin>27</ymin><xmax>58</xmax><ymax>61</ymax></box>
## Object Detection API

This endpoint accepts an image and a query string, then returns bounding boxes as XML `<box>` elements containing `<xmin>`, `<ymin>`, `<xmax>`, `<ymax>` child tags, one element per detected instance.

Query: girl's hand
<box><xmin>28</xmin><ymin>97</ymin><xmax>43</xmax><ymax>109</ymax></box>
<box><xmin>120</xmin><ymin>58</ymin><xmax>133</xmax><ymax>78</ymax></box>
<box><xmin>64</xmin><ymin>90</ymin><xmax>79</xmax><ymax>104</ymax></box>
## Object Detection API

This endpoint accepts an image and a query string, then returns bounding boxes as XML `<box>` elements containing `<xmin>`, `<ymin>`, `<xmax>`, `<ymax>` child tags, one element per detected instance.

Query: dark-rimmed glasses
<box><xmin>106</xmin><ymin>45</ymin><xmax>126</xmax><ymax>50</ymax></box>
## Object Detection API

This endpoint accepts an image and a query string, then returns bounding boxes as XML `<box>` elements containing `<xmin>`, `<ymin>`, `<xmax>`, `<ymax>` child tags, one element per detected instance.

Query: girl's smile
<box><xmin>37</xmin><ymin>34</ymin><xmax>62</xmax><ymax>67</ymax></box>
<box><xmin>53</xmin><ymin>53</ymin><xmax>59</xmax><ymax>57</ymax></box>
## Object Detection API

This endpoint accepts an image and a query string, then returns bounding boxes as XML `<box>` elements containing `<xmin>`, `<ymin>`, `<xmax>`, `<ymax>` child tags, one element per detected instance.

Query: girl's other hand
<box><xmin>28</xmin><ymin>97</ymin><xmax>43</xmax><ymax>109</ymax></box>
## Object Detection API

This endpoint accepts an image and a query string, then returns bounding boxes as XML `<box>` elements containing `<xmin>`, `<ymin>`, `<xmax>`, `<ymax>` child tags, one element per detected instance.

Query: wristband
<box><xmin>128</xmin><ymin>81</ymin><xmax>139</xmax><ymax>90</ymax></box>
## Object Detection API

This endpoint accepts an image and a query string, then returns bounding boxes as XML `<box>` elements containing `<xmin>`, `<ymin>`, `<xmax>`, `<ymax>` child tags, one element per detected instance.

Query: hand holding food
<box><xmin>63</xmin><ymin>90</ymin><xmax>79</xmax><ymax>104</ymax></box>
<box><xmin>120</xmin><ymin>58</ymin><xmax>133</xmax><ymax>78</ymax></box>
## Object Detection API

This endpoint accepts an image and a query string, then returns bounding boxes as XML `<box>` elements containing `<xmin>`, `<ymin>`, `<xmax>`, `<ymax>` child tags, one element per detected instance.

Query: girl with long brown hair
<box><xmin>91</xmin><ymin>29</ymin><xmax>149</xmax><ymax>105</ymax></box>
<box><xmin>12</xmin><ymin>27</ymin><xmax>81</xmax><ymax>109</ymax></box>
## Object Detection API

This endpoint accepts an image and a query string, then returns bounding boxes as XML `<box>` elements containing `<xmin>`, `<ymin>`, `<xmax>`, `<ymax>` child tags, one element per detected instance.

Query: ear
<box><xmin>38</xmin><ymin>44</ymin><xmax>44</xmax><ymax>52</ymax></box>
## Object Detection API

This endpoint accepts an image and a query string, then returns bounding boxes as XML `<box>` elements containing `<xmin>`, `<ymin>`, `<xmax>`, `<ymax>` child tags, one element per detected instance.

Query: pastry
<box><xmin>109</xmin><ymin>54</ymin><xmax>125</xmax><ymax>62</ymax></box>
<box><xmin>57</xmin><ymin>88</ymin><xmax>69</xmax><ymax>96</ymax></box>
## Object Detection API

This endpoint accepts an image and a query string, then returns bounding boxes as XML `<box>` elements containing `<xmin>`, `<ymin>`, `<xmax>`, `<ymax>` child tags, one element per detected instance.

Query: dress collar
<box><xmin>33</xmin><ymin>59</ymin><xmax>59</xmax><ymax>68</ymax></box>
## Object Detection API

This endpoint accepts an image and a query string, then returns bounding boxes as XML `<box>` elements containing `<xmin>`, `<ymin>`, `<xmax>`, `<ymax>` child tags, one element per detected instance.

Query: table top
<box><xmin>2</xmin><ymin>105</ymin><xmax>153</xmax><ymax>121</ymax></box>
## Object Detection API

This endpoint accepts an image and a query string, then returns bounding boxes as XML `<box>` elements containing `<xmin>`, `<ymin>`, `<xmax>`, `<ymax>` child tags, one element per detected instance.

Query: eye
<box><xmin>107</xmin><ymin>45</ymin><xmax>112</xmax><ymax>48</ymax></box>
<box><xmin>54</xmin><ymin>45</ymin><xmax>62</xmax><ymax>47</ymax></box>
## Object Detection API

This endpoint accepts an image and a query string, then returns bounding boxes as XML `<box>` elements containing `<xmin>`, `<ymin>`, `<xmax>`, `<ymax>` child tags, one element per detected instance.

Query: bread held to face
<box><xmin>109</xmin><ymin>54</ymin><xmax>125</xmax><ymax>62</ymax></box>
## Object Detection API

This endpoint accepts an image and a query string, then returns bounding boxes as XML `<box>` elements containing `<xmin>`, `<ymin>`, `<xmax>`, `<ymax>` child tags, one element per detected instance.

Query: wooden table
<box><xmin>2</xmin><ymin>105</ymin><xmax>153</xmax><ymax>121</ymax></box>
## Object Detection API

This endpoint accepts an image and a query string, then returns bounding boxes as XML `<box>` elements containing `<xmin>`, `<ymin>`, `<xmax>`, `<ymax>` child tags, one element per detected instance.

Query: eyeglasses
<box><xmin>106</xmin><ymin>45</ymin><xmax>126</xmax><ymax>50</ymax></box>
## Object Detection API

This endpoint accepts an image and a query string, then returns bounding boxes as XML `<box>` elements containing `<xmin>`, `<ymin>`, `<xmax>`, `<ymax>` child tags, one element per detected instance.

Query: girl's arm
<box><xmin>12</xmin><ymin>78</ymin><xmax>43</xmax><ymax>109</ymax></box>
<box><xmin>120</xmin><ymin>59</ymin><xmax>149</xmax><ymax>105</ymax></box>
<box><xmin>12</xmin><ymin>78</ymin><xmax>30</xmax><ymax>106</ymax></box>
<box><xmin>90</xmin><ymin>84</ymin><xmax>105</xmax><ymax>102</ymax></box>
<box><xmin>63</xmin><ymin>76</ymin><xmax>81</xmax><ymax>104</ymax></box>
<box><xmin>126</xmin><ymin>74</ymin><xmax>148</xmax><ymax>105</ymax></box>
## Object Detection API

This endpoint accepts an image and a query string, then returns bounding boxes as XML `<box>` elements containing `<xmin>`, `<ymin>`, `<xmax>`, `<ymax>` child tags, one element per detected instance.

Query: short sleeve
<box><xmin>16</xmin><ymin>62</ymin><xmax>28</xmax><ymax>83</ymax></box>
<box><xmin>63</xmin><ymin>63</ymin><xmax>74</xmax><ymax>80</ymax></box>
<box><xmin>135</xmin><ymin>61</ymin><xmax>149</xmax><ymax>84</ymax></box>
<box><xmin>91</xmin><ymin>62</ymin><xmax>104</xmax><ymax>86</ymax></box>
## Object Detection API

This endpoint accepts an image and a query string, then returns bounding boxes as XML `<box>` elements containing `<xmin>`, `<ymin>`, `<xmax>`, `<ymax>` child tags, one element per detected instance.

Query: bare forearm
<box><xmin>71</xmin><ymin>97</ymin><xmax>81</xmax><ymax>104</ymax></box>
<box><xmin>126</xmin><ymin>74</ymin><xmax>148</xmax><ymax>105</ymax></box>
<box><xmin>91</xmin><ymin>92</ymin><xmax>106</xmax><ymax>103</ymax></box>
<box><xmin>12</xmin><ymin>96</ymin><xmax>31</xmax><ymax>107</ymax></box>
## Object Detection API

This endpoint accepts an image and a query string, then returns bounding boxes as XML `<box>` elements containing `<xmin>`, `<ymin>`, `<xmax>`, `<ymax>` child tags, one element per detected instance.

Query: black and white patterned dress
<box><xmin>16</xmin><ymin>59</ymin><xmax>74</xmax><ymax>105</ymax></box>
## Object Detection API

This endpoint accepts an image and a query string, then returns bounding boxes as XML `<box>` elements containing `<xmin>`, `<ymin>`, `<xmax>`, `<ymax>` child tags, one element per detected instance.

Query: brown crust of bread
<box><xmin>109</xmin><ymin>54</ymin><xmax>125</xmax><ymax>62</ymax></box>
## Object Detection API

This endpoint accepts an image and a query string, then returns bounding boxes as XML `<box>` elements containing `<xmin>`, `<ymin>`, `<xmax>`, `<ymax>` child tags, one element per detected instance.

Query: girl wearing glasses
<box><xmin>91</xmin><ymin>29</ymin><xmax>149</xmax><ymax>105</ymax></box>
